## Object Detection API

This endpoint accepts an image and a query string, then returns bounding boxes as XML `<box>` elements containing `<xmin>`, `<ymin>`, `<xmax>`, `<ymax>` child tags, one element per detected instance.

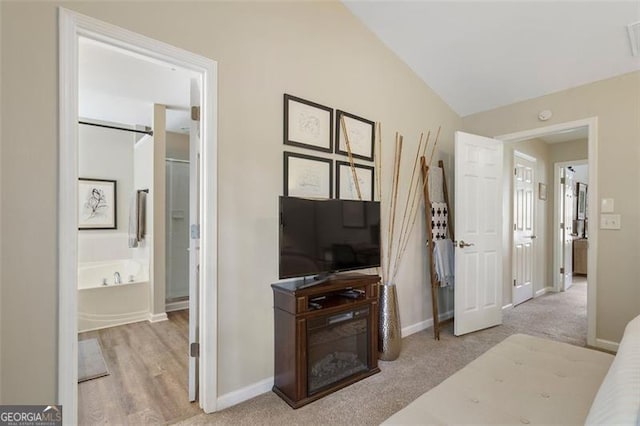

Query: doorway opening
<box><xmin>59</xmin><ymin>9</ymin><xmax>218</xmax><ymax>424</ymax></box>
<box><xmin>497</xmin><ymin>118</ymin><xmax>597</xmax><ymax>347</ymax></box>
<box><xmin>76</xmin><ymin>36</ymin><xmax>201</xmax><ymax>423</ymax></box>
<box><xmin>554</xmin><ymin>160</ymin><xmax>589</xmax><ymax>293</ymax></box>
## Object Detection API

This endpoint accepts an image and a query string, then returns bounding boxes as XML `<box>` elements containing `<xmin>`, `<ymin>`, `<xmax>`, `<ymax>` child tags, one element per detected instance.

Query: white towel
<box><xmin>428</xmin><ymin>167</ymin><xmax>444</xmax><ymax>203</ymax></box>
<box><xmin>433</xmin><ymin>239</ymin><xmax>454</xmax><ymax>288</ymax></box>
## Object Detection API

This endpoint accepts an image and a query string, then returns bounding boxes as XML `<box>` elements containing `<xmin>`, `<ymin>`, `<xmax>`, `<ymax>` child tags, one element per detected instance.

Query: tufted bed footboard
<box><xmin>383</xmin><ymin>333</ymin><xmax>614</xmax><ymax>425</ymax></box>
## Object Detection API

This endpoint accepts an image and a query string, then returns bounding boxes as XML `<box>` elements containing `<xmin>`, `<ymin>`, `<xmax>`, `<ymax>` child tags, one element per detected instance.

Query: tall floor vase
<box><xmin>378</xmin><ymin>283</ymin><xmax>401</xmax><ymax>361</ymax></box>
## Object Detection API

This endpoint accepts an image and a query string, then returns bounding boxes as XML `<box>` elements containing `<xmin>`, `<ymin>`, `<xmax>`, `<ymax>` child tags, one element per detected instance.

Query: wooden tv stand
<box><xmin>271</xmin><ymin>274</ymin><xmax>381</xmax><ymax>408</ymax></box>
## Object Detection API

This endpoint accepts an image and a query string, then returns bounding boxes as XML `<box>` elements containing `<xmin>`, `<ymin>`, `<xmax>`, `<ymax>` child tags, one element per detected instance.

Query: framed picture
<box><xmin>577</xmin><ymin>183</ymin><xmax>587</xmax><ymax>220</ymax></box>
<box><xmin>335</xmin><ymin>110</ymin><xmax>375</xmax><ymax>161</ymax></box>
<box><xmin>284</xmin><ymin>94</ymin><xmax>333</xmax><ymax>153</ymax></box>
<box><xmin>284</xmin><ymin>152</ymin><xmax>333</xmax><ymax>198</ymax></box>
<box><xmin>336</xmin><ymin>161</ymin><xmax>374</xmax><ymax>201</ymax></box>
<box><xmin>538</xmin><ymin>183</ymin><xmax>547</xmax><ymax>200</ymax></box>
<box><xmin>78</xmin><ymin>178</ymin><xmax>117</xmax><ymax>230</ymax></box>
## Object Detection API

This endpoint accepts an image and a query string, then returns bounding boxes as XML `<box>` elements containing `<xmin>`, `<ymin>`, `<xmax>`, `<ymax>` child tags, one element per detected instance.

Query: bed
<box><xmin>383</xmin><ymin>315</ymin><xmax>640</xmax><ymax>425</ymax></box>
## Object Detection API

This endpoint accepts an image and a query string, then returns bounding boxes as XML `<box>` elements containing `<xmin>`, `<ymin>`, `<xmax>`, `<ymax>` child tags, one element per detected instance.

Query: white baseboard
<box><xmin>166</xmin><ymin>300</ymin><xmax>189</xmax><ymax>312</ymax></box>
<box><xmin>216</xmin><ymin>377</ymin><xmax>273</xmax><ymax>410</ymax></box>
<box><xmin>502</xmin><ymin>303</ymin><xmax>513</xmax><ymax>310</ymax></box>
<box><xmin>595</xmin><ymin>338</ymin><xmax>619</xmax><ymax>353</ymax></box>
<box><xmin>535</xmin><ymin>287</ymin><xmax>553</xmax><ymax>297</ymax></box>
<box><xmin>148</xmin><ymin>312</ymin><xmax>168</xmax><ymax>323</ymax></box>
<box><xmin>401</xmin><ymin>310</ymin><xmax>454</xmax><ymax>338</ymax></box>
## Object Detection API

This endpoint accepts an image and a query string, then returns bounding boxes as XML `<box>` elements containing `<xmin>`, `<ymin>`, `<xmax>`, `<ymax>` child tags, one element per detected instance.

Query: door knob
<box><xmin>458</xmin><ymin>240</ymin><xmax>475</xmax><ymax>248</ymax></box>
<box><xmin>526</xmin><ymin>235</ymin><xmax>537</xmax><ymax>239</ymax></box>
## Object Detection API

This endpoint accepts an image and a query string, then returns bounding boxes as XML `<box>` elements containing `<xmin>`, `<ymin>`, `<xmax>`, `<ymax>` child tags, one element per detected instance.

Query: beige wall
<box><xmin>166</xmin><ymin>131</ymin><xmax>189</xmax><ymax>161</ymax></box>
<box><xmin>502</xmin><ymin>139</ymin><xmax>552</xmax><ymax>306</ymax></box>
<box><xmin>0</xmin><ymin>2</ymin><xmax>462</xmax><ymax>403</ymax></box>
<box><xmin>550</xmin><ymin>138</ymin><xmax>588</xmax><ymax>164</ymax></box>
<box><xmin>78</xmin><ymin>124</ymin><xmax>136</xmax><ymax>233</ymax></box>
<box><xmin>463</xmin><ymin>71</ymin><xmax>640</xmax><ymax>344</ymax></box>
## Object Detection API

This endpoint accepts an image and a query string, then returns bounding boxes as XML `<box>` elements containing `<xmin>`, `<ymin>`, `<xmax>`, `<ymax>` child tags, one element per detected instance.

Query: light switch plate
<box><xmin>601</xmin><ymin>198</ymin><xmax>615</xmax><ymax>213</ymax></box>
<box><xmin>600</xmin><ymin>214</ymin><xmax>621</xmax><ymax>230</ymax></box>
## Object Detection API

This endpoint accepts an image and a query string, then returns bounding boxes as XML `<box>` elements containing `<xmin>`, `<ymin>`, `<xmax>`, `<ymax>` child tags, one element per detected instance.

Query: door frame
<box><xmin>58</xmin><ymin>8</ymin><xmax>219</xmax><ymax>423</ymax></box>
<box><xmin>496</xmin><ymin>117</ymin><xmax>598</xmax><ymax>348</ymax></box>
<box><xmin>512</xmin><ymin>150</ymin><xmax>537</xmax><ymax>306</ymax></box>
<box><xmin>553</xmin><ymin>159</ymin><xmax>587</xmax><ymax>292</ymax></box>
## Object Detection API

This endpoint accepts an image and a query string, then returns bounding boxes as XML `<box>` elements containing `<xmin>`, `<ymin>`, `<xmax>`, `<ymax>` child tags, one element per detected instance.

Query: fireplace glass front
<box><xmin>306</xmin><ymin>306</ymin><xmax>369</xmax><ymax>395</ymax></box>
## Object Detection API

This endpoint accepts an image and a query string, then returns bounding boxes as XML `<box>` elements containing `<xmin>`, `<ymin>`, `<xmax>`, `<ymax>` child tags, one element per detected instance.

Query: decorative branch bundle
<box><xmin>341</xmin><ymin>116</ymin><xmax>441</xmax><ymax>285</ymax></box>
<box><xmin>378</xmin><ymin>126</ymin><xmax>441</xmax><ymax>285</ymax></box>
<box><xmin>340</xmin><ymin>115</ymin><xmax>363</xmax><ymax>200</ymax></box>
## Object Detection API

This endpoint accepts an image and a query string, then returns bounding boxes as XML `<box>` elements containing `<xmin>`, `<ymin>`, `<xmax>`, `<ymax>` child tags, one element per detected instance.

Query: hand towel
<box><xmin>128</xmin><ymin>192</ymin><xmax>139</xmax><ymax>248</ymax></box>
<box><xmin>136</xmin><ymin>190</ymin><xmax>146</xmax><ymax>242</ymax></box>
<box><xmin>128</xmin><ymin>190</ymin><xmax>147</xmax><ymax>248</ymax></box>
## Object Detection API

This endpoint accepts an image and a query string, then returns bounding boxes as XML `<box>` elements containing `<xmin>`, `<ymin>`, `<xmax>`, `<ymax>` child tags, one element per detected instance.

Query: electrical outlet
<box><xmin>600</xmin><ymin>214</ymin><xmax>621</xmax><ymax>230</ymax></box>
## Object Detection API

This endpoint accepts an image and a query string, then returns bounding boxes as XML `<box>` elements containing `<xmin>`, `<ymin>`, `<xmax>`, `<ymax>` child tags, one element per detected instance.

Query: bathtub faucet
<box><xmin>114</xmin><ymin>272</ymin><xmax>121</xmax><ymax>284</ymax></box>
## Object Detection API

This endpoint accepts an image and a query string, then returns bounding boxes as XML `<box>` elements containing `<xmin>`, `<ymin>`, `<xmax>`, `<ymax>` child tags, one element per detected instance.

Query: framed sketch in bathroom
<box><xmin>577</xmin><ymin>183</ymin><xmax>587</xmax><ymax>220</ymax></box>
<box><xmin>78</xmin><ymin>178</ymin><xmax>117</xmax><ymax>230</ymax></box>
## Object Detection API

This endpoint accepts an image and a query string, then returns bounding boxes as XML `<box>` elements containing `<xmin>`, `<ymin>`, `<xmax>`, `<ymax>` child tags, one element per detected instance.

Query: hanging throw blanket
<box><xmin>430</xmin><ymin>202</ymin><xmax>449</xmax><ymax>240</ymax></box>
<box><xmin>433</xmin><ymin>239</ymin><xmax>455</xmax><ymax>287</ymax></box>
<box><xmin>428</xmin><ymin>167</ymin><xmax>445</xmax><ymax>203</ymax></box>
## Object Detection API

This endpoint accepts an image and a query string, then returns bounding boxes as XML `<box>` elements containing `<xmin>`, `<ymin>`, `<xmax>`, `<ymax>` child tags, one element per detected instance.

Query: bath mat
<box><xmin>78</xmin><ymin>338</ymin><xmax>109</xmax><ymax>383</ymax></box>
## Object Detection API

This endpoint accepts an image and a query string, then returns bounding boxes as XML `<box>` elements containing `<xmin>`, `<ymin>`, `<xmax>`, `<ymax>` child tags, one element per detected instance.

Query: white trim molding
<box><xmin>58</xmin><ymin>8</ymin><xmax>219</xmax><ymax>422</ymax></box>
<box><xmin>401</xmin><ymin>310</ymin><xmax>454</xmax><ymax>338</ymax></box>
<box><xmin>216</xmin><ymin>377</ymin><xmax>274</xmax><ymax>411</ymax></box>
<box><xmin>166</xmin><ymin>299</ymin><xmax>189</xmax><ymax>312</ymax></box>
<box><xmin>595</xmin><ymin>338</ymin><xmax>620</xmax><ymax>353</ymax></box>
<box><xmin>535</xmin><ymin>287</ymin><xmax>553</xmax><ymax>297</ymax></box>
<box><xmin>149</xmin><ymin>313</ymin><xmax>169</xmax><ymax>323</ymax></box>
<box><xmin>496</xmin><ymin>117</ymin><xmax>598</xmax><ymax>348</ymax></box>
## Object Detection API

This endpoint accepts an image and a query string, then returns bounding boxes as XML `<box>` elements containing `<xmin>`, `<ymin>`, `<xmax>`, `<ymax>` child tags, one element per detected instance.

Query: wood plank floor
<box><xmin>78</xmin><ymin>310</ymin><xmax>202</xmax><ymax>425</ymax></box>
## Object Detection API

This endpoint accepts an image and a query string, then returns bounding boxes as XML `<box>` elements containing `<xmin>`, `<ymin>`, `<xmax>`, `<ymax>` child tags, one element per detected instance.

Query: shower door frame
<box><xmin>58</xmin><ymin>8</ymin><xmax>219</xmax><ymax>424</ymax></box>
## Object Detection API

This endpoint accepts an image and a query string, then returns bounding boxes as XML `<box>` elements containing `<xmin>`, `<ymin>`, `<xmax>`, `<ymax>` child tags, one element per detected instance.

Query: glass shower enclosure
<box><xmin>166</xmin><ymin>159</ymin><xmax>190</xmax><ymax>303</ymax></box>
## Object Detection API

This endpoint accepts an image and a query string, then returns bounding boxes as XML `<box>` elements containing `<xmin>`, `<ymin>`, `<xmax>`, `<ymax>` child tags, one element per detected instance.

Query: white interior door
<box><xmin>562</xmin><ymin>167</ymin><xmax>575</xmax><ymax>291</ymax></box>
<box><xmin>188</xmin><ymin>78</ymin><xmax>201</xmax><ymax>402</ymax></box>
<box><xmin>454</xmin><ymin>131</ymin><xmax>504</xmax><ymax>336</ymax></box>
<box><xmin>512</xmin><ymin>153</ymin><xmax>535</xmax><ymax>306</ymax></box>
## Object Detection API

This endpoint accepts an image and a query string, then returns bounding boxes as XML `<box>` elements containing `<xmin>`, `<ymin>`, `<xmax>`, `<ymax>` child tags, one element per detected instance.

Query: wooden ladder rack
<box><xmin>420</xmin><ymin>158</ymin><xmax>454</xmax><ymax>340</ymax></box>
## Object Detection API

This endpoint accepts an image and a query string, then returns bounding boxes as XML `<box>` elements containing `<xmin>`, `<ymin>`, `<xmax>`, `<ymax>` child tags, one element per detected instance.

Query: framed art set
<box><xmin>283</xmin><ymin>94</ymin><xmax>375</xmax><ymax>201</ymax></box>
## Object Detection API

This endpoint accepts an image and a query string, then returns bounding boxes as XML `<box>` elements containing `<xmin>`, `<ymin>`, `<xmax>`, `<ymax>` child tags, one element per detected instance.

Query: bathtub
<box><xmin>78</xmin><ymin>259</ymin><xmax>150</xmax><ymax>332</ymax></box>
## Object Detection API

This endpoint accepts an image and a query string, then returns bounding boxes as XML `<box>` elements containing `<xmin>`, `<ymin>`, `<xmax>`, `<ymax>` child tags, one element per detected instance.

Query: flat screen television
<box><xmin>279</xmin><ymin>196</ymin><xmax>381</xmax><ymax>280</ymax></box>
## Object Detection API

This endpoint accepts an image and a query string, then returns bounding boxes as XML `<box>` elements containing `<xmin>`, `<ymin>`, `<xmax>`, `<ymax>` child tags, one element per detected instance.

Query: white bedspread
<box><xmin>585</xmin><ymin>314</ymin><xmax>640</xmax><ymax>425</ymax></box>
<box><xmin>383</xmin><ymin>334</ymin><xmax>614</xmax><ymax>425</ymax></box>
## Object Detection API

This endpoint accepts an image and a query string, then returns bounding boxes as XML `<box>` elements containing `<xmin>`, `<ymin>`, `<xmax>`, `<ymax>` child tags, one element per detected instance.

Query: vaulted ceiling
<box><xmin>344</xmin><ymin>1</ymin><xmax>640</xmax><ymax>116</ymax></box>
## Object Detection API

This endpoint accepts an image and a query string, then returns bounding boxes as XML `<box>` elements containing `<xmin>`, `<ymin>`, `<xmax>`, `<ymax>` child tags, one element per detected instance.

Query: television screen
<box><xmin>279</xmin><ymin>196</ymin><xmax>381</xmax><ymax>279</ymax></box>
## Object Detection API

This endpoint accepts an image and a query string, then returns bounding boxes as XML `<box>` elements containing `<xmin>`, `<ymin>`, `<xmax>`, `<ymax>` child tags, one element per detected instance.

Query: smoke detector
<box><xmin>628</xmin><ymin>21</ymin><xmax>640</xmax><ymax>56</ymax></box>
<box><xmin>538</xmin><ymin>110</ymin><xmax>552</xmax><ymax>121</ymax></box>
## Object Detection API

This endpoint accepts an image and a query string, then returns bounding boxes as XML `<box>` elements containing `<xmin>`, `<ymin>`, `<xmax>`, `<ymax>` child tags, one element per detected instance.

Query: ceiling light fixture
<box><xmin>628</xmin><ymin>21</ymin><xmax>640</xmax><ymax>56</ymax></box>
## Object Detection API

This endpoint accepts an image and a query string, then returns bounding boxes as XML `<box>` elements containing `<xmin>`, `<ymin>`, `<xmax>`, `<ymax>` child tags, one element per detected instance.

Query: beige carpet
<box><xmin>175</xmin><ymin>279</ymin><xmax>587</xmax><ymax>425</ymax></box>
